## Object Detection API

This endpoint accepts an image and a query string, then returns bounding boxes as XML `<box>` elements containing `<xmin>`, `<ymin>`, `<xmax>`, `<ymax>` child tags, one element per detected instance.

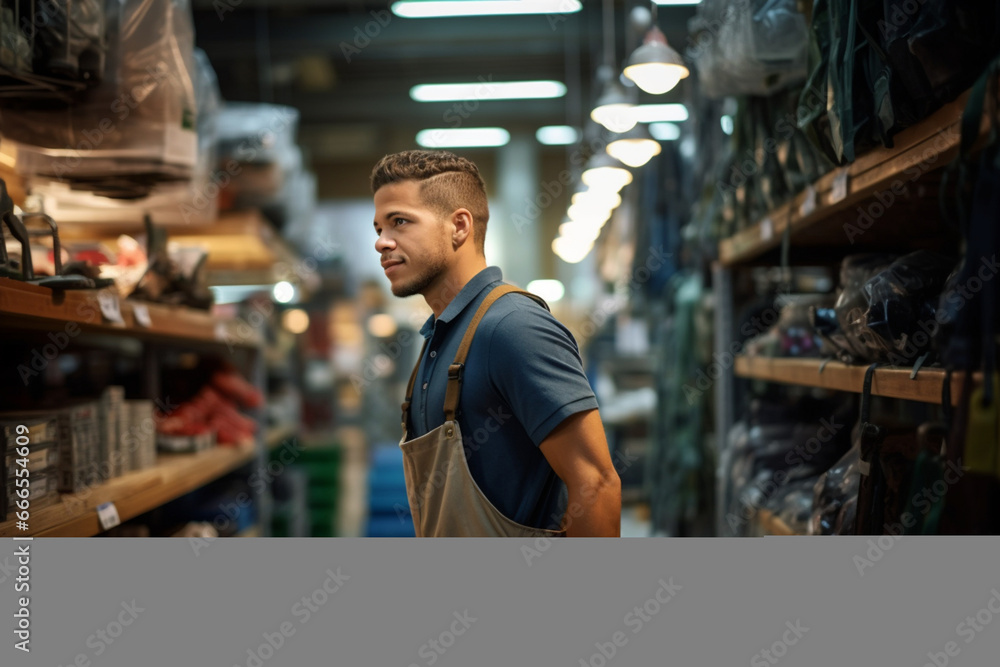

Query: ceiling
<box><xmin>192</xmin><ymin>0</ymin><xmax>699</xmax><ymax>164</ymax></box>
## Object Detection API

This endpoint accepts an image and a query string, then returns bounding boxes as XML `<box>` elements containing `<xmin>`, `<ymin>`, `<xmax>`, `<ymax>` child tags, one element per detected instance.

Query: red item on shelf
<box><xmin>211</xmin><ymin>370</ymin><xmax>264</xmax><ymax>409</ymax></box>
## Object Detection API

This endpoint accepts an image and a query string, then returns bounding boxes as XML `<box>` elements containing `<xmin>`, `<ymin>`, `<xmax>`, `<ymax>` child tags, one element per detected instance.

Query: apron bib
<box><xmin>399</xmin><ymin>285</ymin><xmax>566</xmax><ymax>538</ymax></box>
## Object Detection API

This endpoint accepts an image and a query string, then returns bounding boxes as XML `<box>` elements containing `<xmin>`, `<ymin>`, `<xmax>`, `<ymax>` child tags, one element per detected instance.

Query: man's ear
<box><xmin>451</xmin><ymin>208</ymin><xmax>474</xmax><ymax>249</ymax></box>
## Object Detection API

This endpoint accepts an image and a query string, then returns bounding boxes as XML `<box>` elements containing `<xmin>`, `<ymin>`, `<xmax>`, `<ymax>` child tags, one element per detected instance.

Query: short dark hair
<box><xmin>370</xmin><ymin>150</ymin><xmax>489</xmax><ymax>253</ymax></box>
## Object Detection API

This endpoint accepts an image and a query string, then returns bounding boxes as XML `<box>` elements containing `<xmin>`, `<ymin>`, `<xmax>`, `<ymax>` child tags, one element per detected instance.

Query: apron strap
<box><xmin>401</xmin><ymin>338</ymin><xmax>430</xmax><ymax>433</ymax></box>
<box><xmin>442</xmin><ymin>284</ymin><xmax>549</xmax><ymax>422</ymax></box>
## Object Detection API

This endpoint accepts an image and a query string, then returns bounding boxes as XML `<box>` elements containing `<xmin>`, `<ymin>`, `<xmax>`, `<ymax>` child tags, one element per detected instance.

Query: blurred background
<box><xmin>2</xmin><ymin>0</ymin><xmax>999</xmax><ymax>539</ymax></box>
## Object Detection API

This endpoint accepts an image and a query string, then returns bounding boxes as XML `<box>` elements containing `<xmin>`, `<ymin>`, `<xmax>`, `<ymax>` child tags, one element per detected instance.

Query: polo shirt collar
<box><xmin>419</xmin><ymin>266</ymin><xmax>503</xmax><ymax>339</ymax></box>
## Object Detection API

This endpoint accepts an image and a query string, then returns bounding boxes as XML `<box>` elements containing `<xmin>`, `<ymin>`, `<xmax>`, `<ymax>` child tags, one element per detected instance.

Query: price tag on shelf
<box><xmin>760</xmin><ymin>217</ymin><xmax>774</xmax><ymax>241</ymax></box>
<box><xmin>96</xmin><ymin>502</ymin><xmax>121</xmax><ymax>531</ymax></box>
<box><xmin>97</xmin><ymin>290</ymin><xmax>125</xmax><ymax>325</ymax></box>
<box><xmin>831</xmin><ymin>169</ymin><xmax>849</xmax><ymax>204</ymax></box>
<box><xmin>132</xmin><ymin>303</ymin><xmax>152</xmax><ymax>328</ymax></box>
<box><xmin>799</xmin><ymin>185</ymin><xmax>818</xmax><ymax>217</ymax></box>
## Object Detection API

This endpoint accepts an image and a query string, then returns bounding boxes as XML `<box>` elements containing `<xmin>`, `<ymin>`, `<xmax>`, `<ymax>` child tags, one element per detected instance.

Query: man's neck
<box><xmin>422</xmin><ymin>256</ymin><xmax>488</xmax><ymax>319</ymax></box>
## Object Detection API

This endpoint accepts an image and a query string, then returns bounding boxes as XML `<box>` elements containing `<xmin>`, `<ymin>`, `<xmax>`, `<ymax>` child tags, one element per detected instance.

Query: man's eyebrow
<box><xmin>377</xmin><ymin>210</ymin><xmax>406</xmax><ymax>221</ymax></box>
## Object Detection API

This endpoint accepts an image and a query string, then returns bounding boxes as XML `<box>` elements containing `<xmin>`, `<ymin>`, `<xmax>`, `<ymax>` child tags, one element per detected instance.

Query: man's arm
<box><xmin>539</xmin><ymin>409</ymin><xmax>621</xmax><ymax>537</ymax></box>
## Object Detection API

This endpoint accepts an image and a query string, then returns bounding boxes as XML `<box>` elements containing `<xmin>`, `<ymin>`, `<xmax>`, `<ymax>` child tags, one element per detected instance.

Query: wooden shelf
<box><xmin>0</xmin><ymin>278</ymin><xmax>260</xmax><ymax>348</ymax></box>
<box><xmin>757</xmin><ymin>509</ymin><xmax>801</xmax><ymax>536</ymax></box>
<box><xmin>0</xmin><ymin>444</ymin><xmax>257</xmax><ymax>537</ymax></box>
<box><xmin>265</xmin><ymin>424</ymin><xmax>299</xmax><ymax>451</ymax></box>
<box><xmin>719</xmin><ymin>89</ymin><xmax>980</xmax><ymax>266</ymax></box>
<box><xmin>735</xmin><ymin>356</ymin><xmax>972</xmax><ymax>405</ymax></box>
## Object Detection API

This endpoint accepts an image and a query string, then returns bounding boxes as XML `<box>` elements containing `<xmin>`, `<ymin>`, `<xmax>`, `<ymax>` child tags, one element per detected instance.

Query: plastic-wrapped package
<box><xmin>688</xmin><ymin>0</ymin><xmax>808</xmax><ymax>98</ymax></box>
<box><xmin>1</xmin><ymin>0</ymin><xmax>197</xmax><ymax>182</ymax></box>
<box><xmin>215</xmin><ymin>102</ymin><xmax>300</xmax><ymax>212</ymax></box>
<box><xmin>745</xmin><ymin>294</ymin><xmax>835</xmax><ymax>359</ymax></box>
<box><xmin>809</xmin><ymin>443</ymin><xmax>860</xmax><ymax>535</ymax></box>
<box><xmin>767</xmin><ymin>479</ymin><xmax>817</xmax><ymax>534</ymax></box>
<box><xmin>812</xmin><ymin>251</ymin><xmax>955</xmax><ymax>364</ymax></box>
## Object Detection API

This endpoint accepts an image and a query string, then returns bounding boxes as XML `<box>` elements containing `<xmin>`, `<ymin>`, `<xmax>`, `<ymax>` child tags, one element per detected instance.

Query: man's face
<box><xmin>373</xmin><ymin>180</ymin><xmax>451</xmax><ymax>298</ymax></box>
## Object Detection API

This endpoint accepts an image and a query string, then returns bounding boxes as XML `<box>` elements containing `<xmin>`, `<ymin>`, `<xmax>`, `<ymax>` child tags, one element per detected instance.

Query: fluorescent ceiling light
<box><xmin>526</xmin><ymin>279</ymin><xmax>565</xmax><ymax>304</ymax></box>
<box><xmin>411</xmin><ymin>80</ymin><xmax>566</xmax><ymax>102</ymax></box>
<box><xmin>649</xmin><ymin>122</ymin><xmax>682</xmax><ymax>141</ymax></box>
<box><xmin>416</xmin><ymin>128</ymin><xmax>510</xmax><ymax>148</ymax></box>
<box><xmin>536</xmin><ymin>125</ymin><xmax>579</xmax><ymax>146</ymax></box>
<box><xmin>631</xmin><ymin>103</ymin><xmax>689</xmax><ymax>123</ymax></box>
<box><xmin>653</xmin><ymin>1</ymin><xmax>702</xmax><ymax>5</ymax></box>
<box><xmin>393</xmin><ymin>1</ymin><xmax>582</xmax><ymax>18</ymax></box>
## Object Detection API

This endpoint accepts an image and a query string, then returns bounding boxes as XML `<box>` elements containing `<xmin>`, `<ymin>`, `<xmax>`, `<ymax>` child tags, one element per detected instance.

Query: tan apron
<box><xmin>399</xmin><ymin>284</ymin><xmax>567</xmax><ymax>538</ymax></box>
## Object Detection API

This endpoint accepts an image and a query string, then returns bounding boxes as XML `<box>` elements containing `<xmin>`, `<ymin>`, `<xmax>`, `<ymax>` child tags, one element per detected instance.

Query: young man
<box><xmin>370</xmin><ymin>149</ymin><xmax>620</xmax><ymax>537</ymax></box>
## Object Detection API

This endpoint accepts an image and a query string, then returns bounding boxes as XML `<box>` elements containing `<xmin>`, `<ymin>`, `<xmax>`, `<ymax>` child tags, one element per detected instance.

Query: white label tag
<box><xmin>97</xmin><ymin>502</ymin><xmax>121</xmax><ymax>531</ymax></box>
<box><xmin>761</xmin><ymin>218</ymin><xmax>774</xmax><ymax>241</ymax></box>
<box><xmin>831</xmin><ymin>169</ymin><xmax>849</xmax><ymax>204</ymax></box>
<box><xmin>132</xmin><ymin>303</ymin><xmax>152</xmax><ymax>328</ymax></box>
<box><xmin>799</xmin><ymin>185</ymin><xmax>818</xmax><ymax>217</ymax></box>
<box><xmin>97</xmin><ymin>291</ymin><xmax>124</xmax><ymax>325</ymax></box>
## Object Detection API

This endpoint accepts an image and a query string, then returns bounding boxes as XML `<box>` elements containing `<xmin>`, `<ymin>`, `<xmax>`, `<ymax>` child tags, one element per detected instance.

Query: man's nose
<box><xmin>375</xmin><ymin>231</ymin><xmax>394</xmax><ymax>253</ymax></box>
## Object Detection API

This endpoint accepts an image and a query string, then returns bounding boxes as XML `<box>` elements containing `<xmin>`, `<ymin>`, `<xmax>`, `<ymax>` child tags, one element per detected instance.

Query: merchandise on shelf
<box><xmin>1</xmin><ymin>0</ymin><xmax>198</xmax><ymax>189</ymax></box>
<box><xmin>156</xmin><ymin>368</ymin><xmax>260</xmax><ymax>450</ymax></box>
<box><xmin>811</xmin><ymin>251</ymin><xmax>955</xmax><ymax>365</ymax></box>
<box><xmin>799</xmin><ymin>0</ymin><xmax>1000</xmax><ymax>164</ymax></box>
<box><xmin>687</xmin><ymin>0</ymin><xmax>809</xmax><ymax>98</ymax></box>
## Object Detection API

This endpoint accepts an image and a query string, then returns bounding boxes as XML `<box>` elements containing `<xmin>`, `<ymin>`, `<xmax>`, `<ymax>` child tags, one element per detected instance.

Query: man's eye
<box><xmin>394</xmin><ymin>218</ymin><xmax>408</xmax><ymax>226</ymax></box>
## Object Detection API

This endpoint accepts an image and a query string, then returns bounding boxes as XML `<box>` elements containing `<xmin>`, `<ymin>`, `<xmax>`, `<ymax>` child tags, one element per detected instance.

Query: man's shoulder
<box><xmin>479</xmin><ymin>287</ymin><xmax>553</xmax><ymax>330</ymax></box>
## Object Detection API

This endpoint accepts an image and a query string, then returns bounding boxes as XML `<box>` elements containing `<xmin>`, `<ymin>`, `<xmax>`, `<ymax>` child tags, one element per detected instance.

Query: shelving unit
<box><xmin>756</xmin><ymin>509</ymin><xmax>801</xmax><ymax>536</ymax></box>
<box><xmin>0</xmin><ymin>278</ymin><xmax>261</xmax><ymax>348</ymax></box>
<box><xmin>713</xmin><ymin>81</ymin><xmax>991</xmax><ymax>537</ymax></box>
<box><xmin>719</xmin><ymin>89</ymin><xmax>978</xmax><ymax>266</ymax></box>
<box><xmin>0</xmin><ymin>444</ymin><xmax>256</xmax><ymax>537</ymax></box>
<box><xmin>0</xmin><ymin>266</ymin><xmax>274</xmax><ymax>536</ymax></box>
<box><xmin>735</xmin><ymin>357</ymin><xmax>972</xmax><ymax>405</ymax></box>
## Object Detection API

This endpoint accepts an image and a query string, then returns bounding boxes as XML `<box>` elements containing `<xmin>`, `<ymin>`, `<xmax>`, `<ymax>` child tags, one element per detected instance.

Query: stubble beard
<box><xmin>390</xmin><ymin>247</ymin><xmax>450</xmax><ymax>298</ymax></box>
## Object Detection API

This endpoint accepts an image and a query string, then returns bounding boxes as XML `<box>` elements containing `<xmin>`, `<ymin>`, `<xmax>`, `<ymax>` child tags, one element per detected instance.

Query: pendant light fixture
<box><xmin>581</xmin><ymin>153</ymin><xmax>633</xmax><ymax>192</ymax></box>
<box><xmin>606</xmin><ymin>123</ymin><xmax>662</xmax><ymax>168</ymax></box>
<box><xmin>623</xmin><ymin>3</ymin><xmax>689</xmax><ymax>95</ymax></box>
<box><xmin>590</xmin><ymin>0</ymin><xmax>636</xmax><ymax>133</ymax></box>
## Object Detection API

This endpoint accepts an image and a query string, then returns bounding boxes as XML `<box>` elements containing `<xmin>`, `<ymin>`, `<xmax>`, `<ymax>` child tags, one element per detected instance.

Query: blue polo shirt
<box><xmin>408</xmin><ymin>266</ymin><xmax>599</xmax><ymax>530</ymax></box>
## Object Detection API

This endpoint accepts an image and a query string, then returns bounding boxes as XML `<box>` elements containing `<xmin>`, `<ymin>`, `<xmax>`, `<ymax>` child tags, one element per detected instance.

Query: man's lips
<box><xmin>382</xmin><ymin>259</ymin><xmax>404</xmax><ymax>273</ymax></box>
